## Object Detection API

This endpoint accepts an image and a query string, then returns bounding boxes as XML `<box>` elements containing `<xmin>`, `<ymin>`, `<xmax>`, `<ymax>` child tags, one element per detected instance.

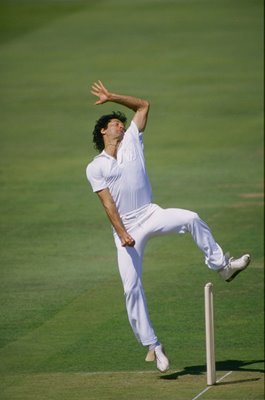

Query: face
<box><xmin>101</xmin><ymin>119</ymin><xmax>125</xmax><ymax>143</ymax></box>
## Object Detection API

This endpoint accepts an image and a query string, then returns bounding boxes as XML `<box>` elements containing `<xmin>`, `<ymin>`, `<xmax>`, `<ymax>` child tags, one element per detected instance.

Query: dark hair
<box><xmin>92</xmin><ymin>111</ymin><xmax>127</xmax><ymax>152</ymax></box>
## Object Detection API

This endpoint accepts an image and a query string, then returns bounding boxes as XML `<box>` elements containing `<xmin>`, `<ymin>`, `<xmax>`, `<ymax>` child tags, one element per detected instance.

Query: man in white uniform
<box><xmin>86</xmin><ymin>81</ymin><xmax>250</xmax><ymax>372</ymax></box>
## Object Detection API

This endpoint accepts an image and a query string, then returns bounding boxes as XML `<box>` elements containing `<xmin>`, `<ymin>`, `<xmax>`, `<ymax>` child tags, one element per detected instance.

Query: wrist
<box><xmin>108</xmin><ymin>92</ymin><xmax>118</xmax><ymax>102</ymax></box>
<box><xmin>116</xmin><ymin>227</ymin><xmax>127</xmax><ymax>238</ymax></box>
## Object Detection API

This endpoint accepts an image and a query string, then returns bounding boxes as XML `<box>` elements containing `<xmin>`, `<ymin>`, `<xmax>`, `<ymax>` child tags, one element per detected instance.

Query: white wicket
<box><xmin>204</xmin><ymin>282</ymin><xmax>216</xmax><ymax>385</ymax></box>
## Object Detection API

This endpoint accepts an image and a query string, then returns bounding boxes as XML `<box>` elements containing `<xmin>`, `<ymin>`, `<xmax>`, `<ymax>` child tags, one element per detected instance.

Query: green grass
<box><xmin>1</xmin><ymin>371</ymin><xmax>264</xmax><ymax>400</ymax></box>
<box><xmin>0</xmin><ymin>0</ymin><xmax>264</xmax><ymax>399</ymax></box>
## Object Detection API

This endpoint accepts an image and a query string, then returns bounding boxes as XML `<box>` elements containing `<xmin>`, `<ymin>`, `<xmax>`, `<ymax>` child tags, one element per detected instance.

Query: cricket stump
<box><xmin>204</xmin><ymin>282</ymin><xmax>216</xmax><ymax>385</ymax></box>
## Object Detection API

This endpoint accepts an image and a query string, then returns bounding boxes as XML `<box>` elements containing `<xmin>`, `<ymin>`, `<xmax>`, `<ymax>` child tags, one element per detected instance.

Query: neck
<box><xmin>104</xmin><ymin>140</ymin><xmax>120</xmax><ymax>158</ymax></box>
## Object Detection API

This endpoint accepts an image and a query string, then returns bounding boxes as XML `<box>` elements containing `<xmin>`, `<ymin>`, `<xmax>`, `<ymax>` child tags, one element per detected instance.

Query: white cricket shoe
<box><xmin>218</xmin><ymin>254</ymin><xmax>251</xmax><ymax>282</ymax></box>
<box><xmin>154</xmin><ymin>344</ymin><xmax>170</xmax><ymax>373</ymax></box>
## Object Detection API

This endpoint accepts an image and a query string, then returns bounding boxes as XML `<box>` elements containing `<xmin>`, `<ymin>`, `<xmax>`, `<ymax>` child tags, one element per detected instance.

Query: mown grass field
<box><xmin>0</xmin><ymin>0</ymin><xmax>264</xmax><ymax>399</ymax></box>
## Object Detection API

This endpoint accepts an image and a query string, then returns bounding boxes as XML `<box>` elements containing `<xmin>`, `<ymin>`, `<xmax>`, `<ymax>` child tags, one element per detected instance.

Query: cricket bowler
<box><xmin>86</xmin><ymin>80</ymin><xmax>250</xmax><ymax>372</ymax></box>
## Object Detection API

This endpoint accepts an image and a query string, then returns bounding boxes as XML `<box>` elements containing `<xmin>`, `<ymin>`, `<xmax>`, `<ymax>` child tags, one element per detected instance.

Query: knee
<box><xmin>185</xmin><ymin>211</ymin><xmax>202</xmax><ymax>234</ymax></box>
<box><xmin>188</xmin><ymin>211</ymin><xmax>200</xmax><ymax>225</ymax></box>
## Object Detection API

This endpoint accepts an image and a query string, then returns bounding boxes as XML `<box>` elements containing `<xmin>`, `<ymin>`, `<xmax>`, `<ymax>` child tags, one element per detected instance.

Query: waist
<box><xmin>121</xmin><ymin>203</ymin><xmax>151</xmax><ymax>221</ymax></box>
<box><xmin>112</xmin><ymin>203</ymin><xmax>152</xmax><ymax>237</ymax></box>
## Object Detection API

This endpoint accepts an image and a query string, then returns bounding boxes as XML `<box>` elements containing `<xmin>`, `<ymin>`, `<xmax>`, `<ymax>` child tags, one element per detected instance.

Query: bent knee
<box><xmin>188</xmin><ymin>211</ymin><xmax>200</xmax><ymax>224</ymax></box>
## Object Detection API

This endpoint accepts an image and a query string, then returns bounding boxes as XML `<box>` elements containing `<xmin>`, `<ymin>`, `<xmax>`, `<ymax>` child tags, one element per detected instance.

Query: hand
<box><xmin>91</xmin><ymin>80</ymin><xmax>111</xmax><ymax>105</ymax></box>
<box><xmin>120</xmin><ymin>232</ymin><xmax>135</xmax><ymax>247</ymax></box>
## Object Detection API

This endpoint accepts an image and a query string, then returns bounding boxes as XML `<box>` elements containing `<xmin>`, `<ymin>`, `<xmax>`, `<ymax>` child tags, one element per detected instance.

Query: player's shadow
<box><xmin>160</xmin><ymin>359</ymin><xmax>264</xmax><ymax>383</ymax></box>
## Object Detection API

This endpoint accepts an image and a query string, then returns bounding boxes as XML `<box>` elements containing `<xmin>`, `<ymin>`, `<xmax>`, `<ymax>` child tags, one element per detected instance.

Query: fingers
<box><xmin>91</xmin><ymin>80</ymin><xmax>105</xmax><ymax>94</ymax></box>
<box><xmin>91</xmin><ymin>81</ymin><xmax>101</xmax><ymax>92</ymax></box>
<box><xmin>121</xmin><ymin>235</ymin><xmax>135</xmax><ymax>247</ymax></box>
<box><xmin>126</xmin><ymin>238</ymin><xmax>136</xmax><ymax>247</ymax></box>
<box><xmin>90</xmin><ymin>80</ymin><xmax>109</xmax><ymax>105</ymax></box>
<box><xmin>98</xmin><ymin>80</ymin><xmax>107</xmax><ymax>91</ymax></box>
<box><xmin>91</xmin><ymin>82</ymin><xmax>101</xmax><ymax>96</ymax></box>
<box><xmin>90</xmin><ymin>85</ymin><xmax>103</xmax><ymax>105</ymax></box>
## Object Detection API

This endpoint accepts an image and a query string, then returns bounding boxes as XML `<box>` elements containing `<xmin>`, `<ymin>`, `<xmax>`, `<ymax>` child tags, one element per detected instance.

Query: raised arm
<box><xmin>91</xmin><ymin>80</ymin><xmax>150</xmax><ymax>132</ymax></box>
<box><xmin>96</xmin><ymin>188</ymin><xmax>135</xmax><ymax>247</ymax></box>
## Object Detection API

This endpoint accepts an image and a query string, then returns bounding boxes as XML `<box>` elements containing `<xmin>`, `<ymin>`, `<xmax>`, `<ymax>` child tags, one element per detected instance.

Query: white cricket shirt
<box><xmin>86</xmin><ymin>121</ymin><xmax>152</xmax><ymax>215</ymax></box>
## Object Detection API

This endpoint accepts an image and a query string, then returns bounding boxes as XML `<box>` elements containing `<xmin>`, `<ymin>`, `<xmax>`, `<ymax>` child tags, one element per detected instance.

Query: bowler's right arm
<box><xmin>96</xmin><ymin>188</ymin><xmax>135</xmax><ymax>247</ymax></box>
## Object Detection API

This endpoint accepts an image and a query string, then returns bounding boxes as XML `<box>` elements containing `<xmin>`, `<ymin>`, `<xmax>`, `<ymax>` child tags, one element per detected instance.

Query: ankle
<box><xmin>149</xmin><ymin>341</ymin><xmax>160</xmax><ymax>351</ymax></box>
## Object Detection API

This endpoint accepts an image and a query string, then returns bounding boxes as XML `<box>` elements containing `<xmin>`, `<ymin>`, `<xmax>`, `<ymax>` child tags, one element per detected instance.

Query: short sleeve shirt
<box><xmin>86</xmin><ymin>121</ymin><xmax>152</xmax><ymax>215</ymax></box>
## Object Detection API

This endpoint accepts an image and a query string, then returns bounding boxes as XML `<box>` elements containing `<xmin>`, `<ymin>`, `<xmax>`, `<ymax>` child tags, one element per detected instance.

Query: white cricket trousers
<box><xmin>113</xmin><ymin>203</ymin><xmax>226</xmax><ymax>347</ymax></box>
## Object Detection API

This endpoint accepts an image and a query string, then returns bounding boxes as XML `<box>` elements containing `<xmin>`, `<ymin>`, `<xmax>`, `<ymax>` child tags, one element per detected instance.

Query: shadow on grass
<box><xmin>160</xmin><ymin>359</ymin><xmax>264</xmax><ymax>381</ymax></box>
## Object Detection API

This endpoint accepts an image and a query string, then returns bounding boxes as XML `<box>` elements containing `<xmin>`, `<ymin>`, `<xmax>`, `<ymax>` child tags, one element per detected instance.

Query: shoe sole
<box><xmin>145</xmin><ymin>350</ymin><xmax>155</xmax><ymax>362</ymax></box>
<box><xmin>225</xmin><ymin>256</ymin><xmax>251</xmax><ymax>282</ymax></box>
